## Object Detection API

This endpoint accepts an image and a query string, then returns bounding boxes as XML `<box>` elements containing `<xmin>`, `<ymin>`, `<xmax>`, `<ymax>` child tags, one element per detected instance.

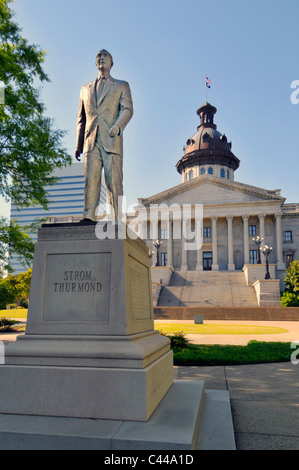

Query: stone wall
<box><xmin>154</xmin><ymin>306</ymin><xmax>299</xmax><ymax>321</ymax></box>
<box><xmin>243</xmin><ymin>264</ymin><xmax>276</xmax><ymax>286</ymax></box>
<box><xmin>151</xmin><ymin>266</ymin><xmax>173</xmax><ymax>306</ymax></box>
<box><xmin>252</xmin><ymin>279</ymin><xmax>281</xmax><ymax>307</ymax></box>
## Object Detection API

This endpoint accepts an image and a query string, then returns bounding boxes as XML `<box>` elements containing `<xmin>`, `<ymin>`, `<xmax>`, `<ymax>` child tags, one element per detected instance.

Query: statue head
<box><xmin>96</xmin><ymin>50</ymin><xmax>113</xmax><ymax>73</ymax></box>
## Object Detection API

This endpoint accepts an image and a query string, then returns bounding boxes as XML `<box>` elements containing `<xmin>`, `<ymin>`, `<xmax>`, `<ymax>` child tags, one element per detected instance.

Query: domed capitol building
<box><xmin>137</xmin><ymin>101</ymin><xmax>299</xmax><ymax>310</ymax></box>
<box><xmin>39</xmin><ymin>100</ymin><xmax>299</xmax><ymax>311</ymax></box>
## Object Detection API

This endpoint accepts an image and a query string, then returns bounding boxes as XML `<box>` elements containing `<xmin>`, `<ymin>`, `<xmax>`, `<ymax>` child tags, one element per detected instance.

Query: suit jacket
<box><xmin>75</xmin><ymin>76</ymin><xmax>133</xmax><ymax>156</ymax></box>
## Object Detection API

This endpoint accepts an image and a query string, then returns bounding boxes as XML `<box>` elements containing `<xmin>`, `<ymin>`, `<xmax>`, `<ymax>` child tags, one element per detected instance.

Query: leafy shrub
<box><xmin>19</xmin><ymin>299</ymin><xmax>28</xmax><ymax>308</ymax></box>
<box><xmin>281</xmin><ymin>291</ymin><xmax>299</xmax><ymax>307</ymax></box>
<box><xmin>0</xmin><ymin>317</ymin><xmax>19</xmax><ymax>331</ymax></box>
<box><xmin>159</xmin><ymin>330</ymin><xmax>190</xmax><ymax>349</ymax></box>
<box><xmin>169</xmin><ymin>332</ymin><xmax>190</xmax><ymax>349</ymax></box>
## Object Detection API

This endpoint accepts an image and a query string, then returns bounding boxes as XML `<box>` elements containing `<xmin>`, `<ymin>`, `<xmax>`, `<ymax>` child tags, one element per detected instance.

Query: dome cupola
<box><xmin>176</xmin><ymin>102</ymin><xmax>240</xmax><ymax>182</ymax></box>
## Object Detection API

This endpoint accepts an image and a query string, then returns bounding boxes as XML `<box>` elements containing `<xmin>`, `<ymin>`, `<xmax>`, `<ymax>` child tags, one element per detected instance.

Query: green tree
<box><xmin>0</xmin><ymin>272</ymin><xmax>18</xmax><ymax>308</ymax></box>
<box><xmin>284</xmin><ymin>260</ymin><xmax>299</xmax><ymax>294</ymax></box>
<box><xmin>0</xmin><ymin>0</ymin><xmax>72</xmax><ymax>270</ymax></box>
<box><xmin>0</xmin><ymin>279</ymin><xmax>15</xmax><ymax>309</ymax></box>
<box><xmin>0</xmin><ymin>218</ymin><xmax>35</xmax><ymax>271</ymax></box>
<box><xmin>0</xmin><ymin>268</ymin><xmax>32</xmax><ymax>308</ymax></box>
<box><xmin>15</xmin><ymin>267</ymin><xmax>32</xmax><ymax>300</ymax></box>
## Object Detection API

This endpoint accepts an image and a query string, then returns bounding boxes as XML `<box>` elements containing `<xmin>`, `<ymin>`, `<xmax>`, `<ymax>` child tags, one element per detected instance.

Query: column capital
<box><xmin>258</xmin><ymin>213</ymin><xmax>266</xmax><ymax>220</ymax></box>
<box><xmin>275</xmin><ymin>212</ymin><xmax>282</xmax><ymax>219</ymax></box>
<box><xmin>211</xmin><ymin>215</ymin><xmax>218</xmax><ymax>222</ymax></box>
<box><xmin>226</xmin><ymin>215</ymin><xmax>233</xmax><ymax>221</ymax></box>
<box><xmin>242</xmin><ymin>214</ymin><xmax>249</xmax><ymax>221</ymax></box>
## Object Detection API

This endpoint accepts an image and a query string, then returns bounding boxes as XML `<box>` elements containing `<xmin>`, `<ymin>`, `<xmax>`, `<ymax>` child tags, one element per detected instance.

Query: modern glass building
<box><xmin>9</xmin><ymin>162</ymin><xmax>107</xmax><ymax>273</ymax></box>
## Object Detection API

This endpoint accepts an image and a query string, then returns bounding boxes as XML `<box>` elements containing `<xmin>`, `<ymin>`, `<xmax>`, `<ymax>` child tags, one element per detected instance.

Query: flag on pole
<box><xmin>206</xmin><ymin>76</ymin><xmax>211</xmax><ymax>88</ymax></box>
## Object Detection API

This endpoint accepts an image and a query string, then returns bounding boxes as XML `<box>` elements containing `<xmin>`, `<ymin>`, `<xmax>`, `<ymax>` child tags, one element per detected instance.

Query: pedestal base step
<box><xmin>0</xmin><ymin>381</ymin><xmax>235</xmax><ymax>450</ymax></box>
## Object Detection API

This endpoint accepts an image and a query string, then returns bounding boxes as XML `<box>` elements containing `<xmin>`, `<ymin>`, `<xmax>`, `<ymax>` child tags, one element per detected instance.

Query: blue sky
<box><xmin>2</xmin><ymin>0</ymin><xmax>299</xmax><ymax>216</ymax></box>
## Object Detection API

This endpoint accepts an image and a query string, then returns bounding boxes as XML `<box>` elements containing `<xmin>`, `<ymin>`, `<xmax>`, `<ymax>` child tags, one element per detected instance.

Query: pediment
<box><xmin>138</xmin><ymin>175</ymin><xmax>285</xmax><ymax>207</ymax></box>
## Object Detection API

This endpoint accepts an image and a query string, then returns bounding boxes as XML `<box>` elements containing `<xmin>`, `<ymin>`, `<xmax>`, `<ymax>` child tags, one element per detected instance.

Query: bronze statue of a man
<box><xmin>75</xmin><ymin>50</ymin><xmax>133</xmax><ymax>221</ymax></box>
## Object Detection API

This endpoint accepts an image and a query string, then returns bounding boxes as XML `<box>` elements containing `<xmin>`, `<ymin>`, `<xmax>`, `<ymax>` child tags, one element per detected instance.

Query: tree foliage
<box><xmin>284</xmin><ymin>260</ymin><xmax>299</xmax><ymax>294</ymax></box>
<box><xmin>0</xmin><ymin>268</ymin><xmax>32</xmax><ymax>309</ymax></box>
<box><xmin>281</xmin><ymin>260</ymin><xmax>299</xmax><ymax>306</ymax></box>
<box><xmin>0</xmin><ymin>0</ymin><xmax>72</xmax><ymax>269</ymax></box>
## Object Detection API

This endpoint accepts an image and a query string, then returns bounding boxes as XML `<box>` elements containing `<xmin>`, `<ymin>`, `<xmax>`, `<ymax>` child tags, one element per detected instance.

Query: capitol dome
<box><xmin>176</xmin><ymin>102</ymin><xmax>240</xmax><ymax>182</ymax></box>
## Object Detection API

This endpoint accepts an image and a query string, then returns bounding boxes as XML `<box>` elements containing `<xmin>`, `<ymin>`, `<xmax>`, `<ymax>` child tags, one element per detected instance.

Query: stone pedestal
<box><xmin>253</xmin><ymin>279</ymin><xmax>281</xmax><ymax>307</ymax></box>
<box><xmin>0</xmin><ymin>222</ymin><xmax>173</xmax><ymax>422</ymax></box>
<box><xmin>243</xmin><ymin>264</ymin><xmax>277</xmax><ymax>286</ymax></box>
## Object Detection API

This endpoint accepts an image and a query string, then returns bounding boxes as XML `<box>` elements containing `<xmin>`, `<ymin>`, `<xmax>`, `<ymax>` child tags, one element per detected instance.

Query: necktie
<box><xmin>97</xmin><ymin>77</ymin><xmax>106</xmax><ymax>104</ymax></box>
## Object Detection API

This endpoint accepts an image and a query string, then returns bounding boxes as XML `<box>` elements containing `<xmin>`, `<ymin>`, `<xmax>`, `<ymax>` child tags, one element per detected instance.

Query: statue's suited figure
<box><xmin>75</xmin><ymin>50</ymin><xmax>133</xmax><ymax>221</ymax></box>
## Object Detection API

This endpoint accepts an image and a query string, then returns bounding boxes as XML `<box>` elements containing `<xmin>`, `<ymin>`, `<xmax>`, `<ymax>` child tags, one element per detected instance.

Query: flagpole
<box><xmin>205</xmin><ymin>74</ymin><xmax>207</xmax><ymax>103</ymax></box>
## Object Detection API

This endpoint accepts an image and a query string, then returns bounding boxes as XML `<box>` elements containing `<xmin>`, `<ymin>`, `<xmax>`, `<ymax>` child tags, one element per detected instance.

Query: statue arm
<box><xmin>113</xmin><ymin>82</ymin><xmax>133</xmax><ymax>134</ymax></box>
<box><xmin>75</xmin><ymin>91</ymin><xmax>86</xmax><ymax>159</ymax></box>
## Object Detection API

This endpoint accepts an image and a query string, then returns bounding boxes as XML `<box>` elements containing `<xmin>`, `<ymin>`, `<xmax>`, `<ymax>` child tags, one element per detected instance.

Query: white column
<box><xmin>196</xmin><ymin>244</ymin><xmax>203</xmax><ymax>271</ymax></box>
<box><xmin>258</xmin><ymin>213</ymin><xmax>265</xmax><ymax>249</ymax></box>
<box><xmin>181</xmin><ymin>221</ymin><xmax>188</xmax><ymax>271</ymax></box>
<box><xmin>167</xmin><ymin>220</ymin><xmax>173</xmax><ymax>267</ymax></box>
<box><xmin>139</xmin><ymin>219</ymin><xmax>147</xmax><ymax>240</ymax></box>
<box><xmin>226</xmin><ymin>215</ymin><xmax>235</xmax><ymax>271</ymax></box>
<box><xmin>242</xmin><ymin>215</ymin><xmax>249</xmax><ymax>265</ymax></box>
<box><xmin>275</xmin><ymin>212</ymin><xmax>285</xmax><ymax>270</ymax></box>
<box><xmin>211</xmin><ymin>216</ymin><xmax>219</xmax><ymax>270</ymax></box>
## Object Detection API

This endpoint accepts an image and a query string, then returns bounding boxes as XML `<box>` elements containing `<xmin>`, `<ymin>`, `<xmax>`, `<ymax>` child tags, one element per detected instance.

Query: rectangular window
<box><xmin>203</xmin><ymin>227</ymin><xmax>211</xmax><ymax>238</ymax></box>
<box><xmin>249</xmin><ymin>225</ymin><xmax>256</xmax><ymax>236</ymax></box>
<box><xmin>160</xmin><ymin>229</ymin><xmax>168</xmax><ymax>239</ymax></box>
<box><xmin>249</xmin><ymin>250</ymin><xmax>257</xmax><ymax>264</ymax></box>
<box><xmin>161</xmin><ymin>253</ymin><xmax>167</xmax><ymax>267</ymax></box>
<box><xmin>285</xmin><ymin>231</ymin><xmax>292</xmax><ymax>242</ymax></box>
<box><xmin>203</xmin><ymin>251</ymin><xmax>213</xmax><ymax>270</ymax></box>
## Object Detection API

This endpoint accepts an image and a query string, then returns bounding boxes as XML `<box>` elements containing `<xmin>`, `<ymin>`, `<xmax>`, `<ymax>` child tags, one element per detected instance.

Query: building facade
<box><xmin>137</xmin><ymin>102</ymin><xmax>299</xmax><ymax>287</ymax></box>
<box><xmin>9</xmin><ymin>162</ymin><xmax>107</xmax><ymax>273</ymax></box>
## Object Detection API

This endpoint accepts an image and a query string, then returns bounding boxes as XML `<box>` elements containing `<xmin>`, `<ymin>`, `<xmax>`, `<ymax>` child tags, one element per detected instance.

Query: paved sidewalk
<box><xmin>1</xmin><ymin>332</ymin><xmax>24</xmax><ymax>344</ymax></box>
<box><xmin>168</xmin><ymin>319</ymin><xmax>299</xmax><ymax>449</ymax></box>
<box><xmin>175</xmin><ymin>361</ymin><xmax>299</xmax><ymax>450</ymax></box>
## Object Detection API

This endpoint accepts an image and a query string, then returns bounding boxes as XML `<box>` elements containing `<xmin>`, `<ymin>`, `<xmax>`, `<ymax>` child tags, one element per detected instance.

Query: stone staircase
<box><xmin>157</xmin><ymin>270</ymin><xmax>259</xmax><ymax>308</ymax></box>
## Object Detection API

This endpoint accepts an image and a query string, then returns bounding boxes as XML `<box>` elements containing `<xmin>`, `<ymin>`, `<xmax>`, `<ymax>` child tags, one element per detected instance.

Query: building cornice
<box><xmin>138</xmin><ymin>174</ymin><xmax>285</xmax><ymax>207</ymax></box>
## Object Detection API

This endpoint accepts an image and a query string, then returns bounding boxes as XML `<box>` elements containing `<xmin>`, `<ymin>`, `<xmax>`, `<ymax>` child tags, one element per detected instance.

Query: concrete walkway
<box><xmin>168</xmin><ymin>320</ymin><xmax>299</xmax><ymax>450</ymax></box>
<box><xmin>174</xmin><ymin>362</ymin><xmax>299</xmax><ymax>450</ymax></box>
<box><xmin>1</xmin><ymin>323</ymin><xmax>299</xmax><ymax>450</ymax></box>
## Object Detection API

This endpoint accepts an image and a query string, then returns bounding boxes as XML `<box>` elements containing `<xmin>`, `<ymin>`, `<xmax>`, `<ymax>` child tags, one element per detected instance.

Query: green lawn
<box><xmin>0</xmin><ymin>313</ymin><xmax>292</xmax><ymax>365</ymax></box>
<box><xmin>155</xmin><ymin>322</ymin><xmax>292</xmax><ymax>366</ymax></box>
<box><xmin>155</xmin><ymin>322</ymin><xmax>288</xmax><ymax>335</ymax></box>
<box><xmin>171</xmin><ymin>341</ymin><xmax>292</xmax><ymax>366</ymax></box>
<box><xmin>0</xmin><ymin>309</ymin><xmax>28</xmax><ymax>319</ymax></box>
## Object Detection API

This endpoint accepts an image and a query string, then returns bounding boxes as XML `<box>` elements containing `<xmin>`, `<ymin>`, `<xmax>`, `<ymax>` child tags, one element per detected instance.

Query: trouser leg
<box><xmin>101</xmin><ymin>150</ymin><xmax>123</xmax><ymax>221</ymax></box>
<box><xmin>83</xmin><ymin>145</ymin><xmax>102</xmax><ymax>221</ymax></box>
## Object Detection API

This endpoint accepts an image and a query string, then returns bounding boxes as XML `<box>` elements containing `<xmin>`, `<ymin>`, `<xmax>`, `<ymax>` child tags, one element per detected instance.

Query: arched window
<box><xmin>203</xmin><ymin>133</ymin><xmax>210</xmax><ymax>143</ymax></box>
<box><xmin>226</xmin><ymin>169</ymin><xmax>229</xmax><ymax>179</ymax></box>
<box><xmin>208</xmin><ymin>167</ymin><xmax>213</xmax><ymax>175</ymax></box>
<box><xmin>220</xmin><ymin>168</ymin><xmax>225</xmax><ymax>178</ymax></box>
<box><xmin>201</xmin><ymin>167</ymin><xmax>205</xmax><ymax>175</ymax></box>
<box><xmin>189</xmin><ymin>170</ymin><xmax>194</xmax><ymax>181</ymax></box>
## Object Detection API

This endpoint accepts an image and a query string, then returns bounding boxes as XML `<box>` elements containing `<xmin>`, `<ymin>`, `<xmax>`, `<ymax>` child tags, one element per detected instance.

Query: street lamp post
<box><xmin>153</xmin><ymin>240</ymin><xmax>162</xmax><ymax>267</ymax></box>
<box><xmin>148</xmin><ymin>249</ymin><xmax>155</xmax><ymax>266</ymax></box>
<box><xmin>261</xmin><ymin>245</ymin><xmax>272</xmax><ymax>279</ymax></box>
<box><xmin>252</xmin><ymin>236</ymin><xmax>263</xmax><ymax>264</ymax></box>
